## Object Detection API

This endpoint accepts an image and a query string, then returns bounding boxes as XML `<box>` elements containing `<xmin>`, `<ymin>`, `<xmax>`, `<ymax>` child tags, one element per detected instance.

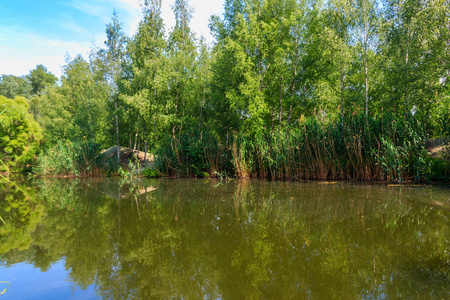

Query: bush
<box><xmin>155</xmin><ymin>129</ymin><xmax>232</xmax><ymax>177</ymax></box>
<box><xmin>33</xmin><ymin>140</ymin><xmax>103</xmax><ymax>176</ymax></box>
<box><xmin>142</xmin><ymin>168</ymin><xmax>161</xmax><ymax>178</ymax></box>
<box><xmin>427</xmin><ymin>157</ymin><xmax>450</xmax><ymax>181</ymax></box>
<box><xmin>155</xmin><ymin>113</ymin><xmax>437</xmax><ymax>182</ymax></box>
<box><xmin>373</xmin><ymin>122</ymin><xmax>429</xmax><ymax>182</ymax></box>
<box><xmin>0</xmin><ymin>96</ymin><xmax>42</xmax><ymax>172</ymax></box>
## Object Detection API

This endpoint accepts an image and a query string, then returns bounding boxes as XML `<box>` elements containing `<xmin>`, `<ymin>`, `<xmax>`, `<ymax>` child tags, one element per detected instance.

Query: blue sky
<box><xmin>0</xmin><ymin>0</ymin><xmax>224</xmax><ymax>78</ymax></box>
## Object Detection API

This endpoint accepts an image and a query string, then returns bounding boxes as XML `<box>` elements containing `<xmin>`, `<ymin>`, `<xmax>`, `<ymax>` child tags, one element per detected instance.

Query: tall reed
<box><xmin>154</xmin><ymin>114</ymin><xmax>434</xmax><ymax>182</ymax></box>
<box><xmin>33</xmin><ymin>140</ymin><xmax>104</xmax><ymax>176</ymax></box>
<box><xmin>155</xmin><ymin>129</ymin><xmax>232</xmax><ymax>177</ymax></box>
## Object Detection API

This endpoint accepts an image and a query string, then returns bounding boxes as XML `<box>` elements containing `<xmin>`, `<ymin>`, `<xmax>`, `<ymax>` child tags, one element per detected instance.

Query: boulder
<box><xmin>101</xmin><ymin>146</ymin><xmax>154</xmax><ymax>167</ymax></box>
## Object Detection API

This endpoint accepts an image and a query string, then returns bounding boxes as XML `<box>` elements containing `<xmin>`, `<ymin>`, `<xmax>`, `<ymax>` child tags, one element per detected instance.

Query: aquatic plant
<box><xmin>118</xmin><ymin>154</ymin><xmax>142</xmax><ymax>178</ymax></box>
<box><xmin>142</xmin><ymin>168</ymin><xmax>161</xmax><ymax>178</ymax></box>
<box><xmin>155</xmin><ymin>129</ymin><xmax>232</xmax><ymax>178</ymax></box>
<box><xmin>33</xmin><ymin>139</ymin><xmax>104</xmax><ymax>176</ymax></box>
<box><xmin>155</xmin><ymin>113</ymin><xmax>434</xmax><ymax>182</ymax></box>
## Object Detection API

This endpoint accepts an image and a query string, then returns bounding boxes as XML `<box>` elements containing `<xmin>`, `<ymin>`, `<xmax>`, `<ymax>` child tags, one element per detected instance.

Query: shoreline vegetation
<box><xmin>30</xmin><ymin>114</ymin><xmax>449</xmax><ymax>183</ymax></box>
<box><xmin>156</xmin><ymin>115</ymin><xmax>450</xmax><ymax>183</ymax></box>
<box><xmin>31</xmin><ymin>141</ymin><xmax>154</xmax><ymax>178</ymax></box>
<box><xmin>1</xmin><ymin>0</ymin><xmax>450</xmax><ymax>183</ymax></box>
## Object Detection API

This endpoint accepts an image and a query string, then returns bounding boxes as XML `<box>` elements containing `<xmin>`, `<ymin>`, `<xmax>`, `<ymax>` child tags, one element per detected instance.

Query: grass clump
<box><xmin>142</xmin><ymin>168</ymin><xmax>161</xmax><ymax>178</ymax></box>
<box><xmin>154</xmin><ymin>113</ymin><xmax>445</xmax><ymax>182</ymax></box>
<box><xmin>33</xmin><ymin>140</ymin><xmax>103</xmax><ymax>176</ymax></box>
<box><xmin>154</xmin><ymin>129</ymin><xmax>232</xmax><ymax>178</ymax></box>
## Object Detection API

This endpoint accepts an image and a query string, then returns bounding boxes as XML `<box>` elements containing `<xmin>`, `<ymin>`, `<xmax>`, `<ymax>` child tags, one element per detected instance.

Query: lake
<box><xmin>0</xmin><ymin>178</ymin><xmax>449</xmax><ymax>299</ymax></box>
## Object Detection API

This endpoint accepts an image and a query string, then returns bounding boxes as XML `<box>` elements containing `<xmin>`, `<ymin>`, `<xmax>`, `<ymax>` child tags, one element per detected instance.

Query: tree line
<box><xmin>1</xmin><ymin>0</ymin><xmax>449</xmax><ymax>178</ymax></box>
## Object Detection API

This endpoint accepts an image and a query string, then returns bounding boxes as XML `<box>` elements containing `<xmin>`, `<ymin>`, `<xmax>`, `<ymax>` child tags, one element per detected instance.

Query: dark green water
<box><xmin>0</xmin><ymin>178</ymin><xmax>449</xmax><ymax>299</ymax></box>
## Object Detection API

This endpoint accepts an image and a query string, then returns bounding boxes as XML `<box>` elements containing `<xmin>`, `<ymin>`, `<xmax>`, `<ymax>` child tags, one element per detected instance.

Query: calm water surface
<box><xmin>0</xmin><ymin>178</ymin><xmax>449</xmax><ymax>299</ymax></box>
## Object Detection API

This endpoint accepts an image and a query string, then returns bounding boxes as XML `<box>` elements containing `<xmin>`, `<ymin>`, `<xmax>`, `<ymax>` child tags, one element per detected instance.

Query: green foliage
<box><xmin>27</xmin><ymin>65</ymin><xmax>57</xmax><ymax>95</ymax></box>
<box><xmin>3</xmin><ymin>0</ymin><xmax>450</xmax><ymax>182</ymax></box>
<box><xmin>28</xmin><ymin>87</ymin><xmax>73</xmax><ymax>146</ymax></box>
<box><xmin>104</xmin><ymin>10</ymin><xmax>128</xmax><ymax>163</ymax></box>
<box><xmin>156</xmin><ymin>114</ymin><xmax>438</xmax><ymax>182</ymax></box>
<box><xmin>0</xmin><ymin>96</ymin><xmax>42</xmax><ymax>172</ymax></box>
<box><xmin>431</xmin><ymin>93</ymin><xmax>450</xmax><ymax>137</ymax></box>
<box><xmin>117</xmin><ymin>154</ymin><xmax>143</xmax><ymax>178</ymax></box>
<box><xmin>155</xmin><ymin>129</ymin><xmax>232</xmax><ymax>177</ymax></box>
<box><xmin>142</xmin><ymin>168</ymin><xmax>161</xmax><ymax>178</ymax></box>
<box><xmin>61</xmin><ymin>55</ymin><xmax>110</xmax><ymax>145</ymax></box>
<box><xmin>33</xmin><ymin>141</ymin><xmax>80</xmax><ymax>176</ymax></box>
<box><xmin>27</xmin><ymin>55</ymin><xmax>111</xmax><ymax>148</ymax></box>
<box><xmin>122</xmin><ymin>0</ymin><xmax>168</xmax><ymax>151</ymax></box>
<box><xmin>0</xmin><ymin>75</ymin><xmax>32</xmax><ymax>99</ymax></box>
<box><xmin>373</xmin><ymin>124</ymin><xmax>429</xmax><ymax>182</ymax></box>
<box><xmin>427</xmin><ymin>157</ymin><xmax>450</xmax><ymax>181</ymax></box>
<box><xmin>33</xmin><ymin>140</ymin><xmax>103</xmax><ymax>176</ymax></box>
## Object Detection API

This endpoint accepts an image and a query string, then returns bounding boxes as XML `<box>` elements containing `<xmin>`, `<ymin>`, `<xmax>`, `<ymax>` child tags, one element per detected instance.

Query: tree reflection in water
<box><xmin>0</xmin><ymin>178</ymin><xmax>449</xmax><ymax>299</ymax></box>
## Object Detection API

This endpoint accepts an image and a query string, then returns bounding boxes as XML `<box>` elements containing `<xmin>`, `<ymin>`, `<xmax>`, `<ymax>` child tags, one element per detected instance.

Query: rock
<box><xmin>426</xmin><ymin>138</ymin><xmax>450</xmax><ymax>160</ymax></box>
<box><xmin>100</xmin><ymin>146</ymin><xmax>154</xmax><ymax>168</ymax></box>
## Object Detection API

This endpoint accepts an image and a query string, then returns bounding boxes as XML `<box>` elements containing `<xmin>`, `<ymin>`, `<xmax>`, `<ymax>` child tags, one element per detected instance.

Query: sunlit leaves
<box><xmin>0</xmin><ymin>96</ymin><xmax>42</xmax><ymax>171</ymax></box>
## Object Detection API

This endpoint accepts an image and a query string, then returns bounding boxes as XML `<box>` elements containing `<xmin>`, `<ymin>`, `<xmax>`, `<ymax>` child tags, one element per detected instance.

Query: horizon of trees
<box><xmin>1</xmin><ymin>0</ymin><xmax>449</xmax><ymax>153</ymax></box>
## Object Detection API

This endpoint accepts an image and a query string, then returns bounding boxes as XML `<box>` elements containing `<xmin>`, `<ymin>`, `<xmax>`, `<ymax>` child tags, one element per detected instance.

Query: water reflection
<box><xmin>1</xmin><ymin>178</ymin><xmax>449</xmax><ymax>299</ymax></box>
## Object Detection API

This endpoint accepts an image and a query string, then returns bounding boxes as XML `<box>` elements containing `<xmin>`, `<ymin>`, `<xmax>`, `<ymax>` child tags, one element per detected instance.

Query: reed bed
<box><xmin>33</xmin><ymin>140</ymin><xmax>104</xmax><ymax>176</ymax></box>
<box><xmin>155</xmin><ymin>129</ymin><xmax>232</xmax><ymax>178</ymax></box>
<box><xmin>155</xmin><ymin>114</ymin><xmax>435</xmax><ymax>182</ymax></box>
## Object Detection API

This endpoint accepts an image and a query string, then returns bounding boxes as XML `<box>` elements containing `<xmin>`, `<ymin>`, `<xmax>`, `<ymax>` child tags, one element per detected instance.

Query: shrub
<box><xmin>155</xmin><ymin>129</ymin><xmax>232</xmax><ymax>177</ymax></box>
<box><xmin>33</xmin><ymin>140</ymin><xmax>103</xmax><ymax>176</ymax></box>
<box><xmin>142</xmin><ymin>168</ymin><xmax>161</xmax><ymax>178</ymax></box>
<box><xmin>0</xmin><ymin>96</ymin><xmax>42</xmax><ymax>172</ymax></box>
<box><xmin>154</xmin><ymin>113</ymin><xmax>436</xmax><ymax>182</ymax></box>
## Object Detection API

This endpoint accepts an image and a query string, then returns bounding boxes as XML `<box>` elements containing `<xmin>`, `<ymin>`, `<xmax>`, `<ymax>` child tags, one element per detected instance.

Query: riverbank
<box><xmin>31</xmin><ymin>141</ymin><xmax>154</xmax><ymax>178</ymax></box>
<box><xmin>26</xmin><ymin>115</ymin><xmax>450</xmax><ymax>183</ymax></box>
<box><xmin>153</xmin><ymin>115</ymin><xmax>450</xmax><ymax>183</ymax></box>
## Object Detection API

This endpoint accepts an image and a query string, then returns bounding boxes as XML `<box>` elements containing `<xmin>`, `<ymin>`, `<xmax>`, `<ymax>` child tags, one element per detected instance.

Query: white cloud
<box><xmin>116</xmin><ymin>0</ymin><xmax>141</xmax><ymax>9</ymax></box>
<box><xmin>67</xmin><ymin>0</ymin><xmax>110</xmax><ymax>23</ymax></box>
<box><xmin>58</xmin><ymin>20</ymin><xmax>93</xmax><ymax>36</ymax></box>
<box><xmin>113</xmin><ymin>0</ymin><xmax>143</xmax><ymax>36</ymax></box>
<box><xmin>67</xmin><ymin>0</ymin><xmax>142</xmax><ymax>35</ymax></box>
<box><xmin>0</xmin><ymin>27</ymin><xmax>94</xmax><ymax>77</ymax></box>
<box><xmin>0</xmin><ymin>0</ymin><xmax>224</xmax><ymax>77</ymax></box>
<box><xmin>188</xmin><ymin>0</ymin><xmax>224</xmax><ymax>43</ymax></box>
<box><xmin>160</xmin><ymin>0</ymin><xmax>224</xmax><ymax>44</ymax></box>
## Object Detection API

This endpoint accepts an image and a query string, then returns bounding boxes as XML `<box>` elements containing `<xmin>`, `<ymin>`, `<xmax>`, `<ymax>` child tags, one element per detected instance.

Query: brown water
<box><xmin>0</xmin><ymin>178</ymin><xmax>449</xmax><ymax>299</ymax></box>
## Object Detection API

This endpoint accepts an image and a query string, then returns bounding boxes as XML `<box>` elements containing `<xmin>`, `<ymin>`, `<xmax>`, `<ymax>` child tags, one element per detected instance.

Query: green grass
<box><xmin>142</xmin><ymin>168</ymin><xmax>161</xmax><ymax>178</ymax></box>
<box><xmin>33</xmin><ymin>139</ymin><xmax>104</xmax><ymax>176</ymax></box>
<box><xmin>154</xmin><ymin>113</ymin><xmax>443</xmax><ymax>182</ymax></box>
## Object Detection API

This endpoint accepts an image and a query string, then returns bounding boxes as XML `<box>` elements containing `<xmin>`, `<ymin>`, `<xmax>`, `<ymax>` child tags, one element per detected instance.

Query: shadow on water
<box><xmin>0</xmin><ymin>178</ymin><xmax>449</xmax><ymax>299</ymax></box>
